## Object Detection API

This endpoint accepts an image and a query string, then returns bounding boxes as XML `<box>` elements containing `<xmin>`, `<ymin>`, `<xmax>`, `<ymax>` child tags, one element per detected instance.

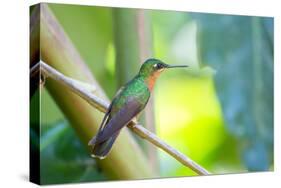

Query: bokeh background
<box><xmin>30</xmin><ymin>3</ymin><xmax>273</xmax><ymax>184</ymax></box>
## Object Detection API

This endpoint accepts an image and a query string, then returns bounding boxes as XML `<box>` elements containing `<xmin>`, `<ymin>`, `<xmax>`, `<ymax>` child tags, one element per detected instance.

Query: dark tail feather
<box><xmin>88</xmin><ymin>131</ymin><xmax>119</xmax><ymax>159</ymax></box>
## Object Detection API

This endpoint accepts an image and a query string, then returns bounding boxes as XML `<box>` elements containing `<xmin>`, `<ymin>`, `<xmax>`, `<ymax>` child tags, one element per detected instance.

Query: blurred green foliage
<box><xmin>40</xmin><ymin>121</ymin><xmax>107</xmax><ymax>184</ymax></box>
<box><xmin>191</xmin><ymin>14</ymin><xmax>273</xmax><ymax>171</ymax></box>
<box><xmin>31</xmin><ymin>3</ymin><xmax>273</xmax><ymax>184</ymax></box>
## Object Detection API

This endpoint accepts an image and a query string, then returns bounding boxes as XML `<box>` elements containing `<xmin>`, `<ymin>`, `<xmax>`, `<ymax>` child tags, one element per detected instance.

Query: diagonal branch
<box><xmin>35</xmin><ymin>60</ymin><xmax>210</xmax><ymax>176</ymax></box>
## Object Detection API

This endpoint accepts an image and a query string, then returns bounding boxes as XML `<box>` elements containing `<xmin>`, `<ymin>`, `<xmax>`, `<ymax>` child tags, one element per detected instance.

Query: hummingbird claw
<box><xmin>91</xmin><ymin>154</ymin><xmax>107</xmax><ymax>160</ymax></box>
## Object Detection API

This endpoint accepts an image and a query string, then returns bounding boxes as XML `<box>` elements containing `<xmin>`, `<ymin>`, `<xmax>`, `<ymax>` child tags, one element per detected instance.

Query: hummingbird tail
<box><xmin>88</xmin><ymin>131</ymin><xmax>120</xmax><ymax>159</ymax></box>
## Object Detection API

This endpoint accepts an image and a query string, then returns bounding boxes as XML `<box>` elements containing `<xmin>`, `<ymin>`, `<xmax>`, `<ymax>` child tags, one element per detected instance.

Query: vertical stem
<box><xmin>136</xmin><ymin>10</ymin><xmax>158</xmax><ymax>173</ymax></box>
<box><xmin>113</xmin><ymin>9</ymin><xmax>159</xmax><ymax>173</ymax></box>
<box><xmin>113</xmin><ymin>9</ymin><xmax>140</xmax><ymax>87</ymax></box>
<box><xmin>112</xmin><ymin>9</ymin><xmax>148</xmax><ymax>148</ymax></box>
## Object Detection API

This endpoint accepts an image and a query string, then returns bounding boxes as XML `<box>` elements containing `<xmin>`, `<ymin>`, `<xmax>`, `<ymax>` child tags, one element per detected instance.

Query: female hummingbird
<box><xmin>88</xmin><ymin>58</ymin><xmax>188</xmax><ymax>159</ymax></box>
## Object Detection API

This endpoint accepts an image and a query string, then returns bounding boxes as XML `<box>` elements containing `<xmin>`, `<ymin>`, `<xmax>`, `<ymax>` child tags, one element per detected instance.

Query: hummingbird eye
<box><xmin>154</xmin><ymin>63</ymin><xmax>164</xmax><ymax>70</ymax></box>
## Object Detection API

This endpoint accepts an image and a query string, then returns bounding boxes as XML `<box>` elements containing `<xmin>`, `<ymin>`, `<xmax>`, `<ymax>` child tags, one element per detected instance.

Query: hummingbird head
<box><xmin>139</xmin><ymin>58</ymin><xmax>188</xmax><ymax>91</ymax></box>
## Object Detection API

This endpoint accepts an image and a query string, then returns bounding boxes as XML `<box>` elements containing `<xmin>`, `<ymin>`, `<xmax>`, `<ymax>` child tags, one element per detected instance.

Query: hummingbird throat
<box><xmin>145</xmin><ymin>70</ymin><xmax>163</xmax><ymax>91</ymax></box>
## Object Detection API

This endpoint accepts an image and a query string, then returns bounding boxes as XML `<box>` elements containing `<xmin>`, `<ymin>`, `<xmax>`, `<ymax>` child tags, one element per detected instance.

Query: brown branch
<box><xmin>36</xmin><ymin>60</ymin><xmax>210</xmax><ymax>176</ymax></box>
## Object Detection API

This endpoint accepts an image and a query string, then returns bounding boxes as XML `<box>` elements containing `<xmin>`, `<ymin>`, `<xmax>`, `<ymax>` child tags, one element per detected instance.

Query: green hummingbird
<box><xmin>88</xmin><ymin>58</ymin><xmax>188</xmax><ymax>159</ymax></box>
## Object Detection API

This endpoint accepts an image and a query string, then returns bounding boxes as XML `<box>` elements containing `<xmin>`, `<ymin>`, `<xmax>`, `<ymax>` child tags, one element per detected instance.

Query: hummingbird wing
<box><xmin>88</xmin><ymin>86</ymin><xmax>125</xmax><ymax>146</ymax></box>
<box><xmin>94</xmin><ymin>98</ymin><xmax>143</xmax><ymax>144</ymax></box>
<box><xmin>88</xmin><ymin>106</ymin><xmax>111</xmax><ymax>146</ymax></box>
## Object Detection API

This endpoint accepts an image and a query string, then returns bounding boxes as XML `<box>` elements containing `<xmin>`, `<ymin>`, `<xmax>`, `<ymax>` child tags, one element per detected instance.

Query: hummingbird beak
<box><xmin>165</xmin><ymin>64</ymin><xmax>188</xmax><ymax>68</ymax></box>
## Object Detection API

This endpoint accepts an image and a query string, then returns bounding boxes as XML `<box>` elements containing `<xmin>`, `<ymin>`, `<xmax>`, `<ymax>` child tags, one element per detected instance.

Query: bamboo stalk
<box><xmin>113</xmin><ymin>8</ymin><xmax>158</xmax><ymax>171</ymax></box>
<box><xmin>112</xmin><ymin>8</ymin><xmax>150</xmax><ymax>161</ymax></box>
<box><xmin>113</xmin><ymin>9</ymin><xmax>140</xmax><ymax>87</ymax></box>
<box><xmin>136</xmin><ymin>9</ymin><xmax>158</xmax><ymax>172</ymax></box>
<box><xmin>38</xmin><ymin>61</ymin><xmax>210</xmax><ymax>176</ymax></box>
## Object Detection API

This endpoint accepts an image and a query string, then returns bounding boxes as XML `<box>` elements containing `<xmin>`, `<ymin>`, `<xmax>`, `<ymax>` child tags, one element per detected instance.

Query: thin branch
<box><xmin>37</xmin><ymin>60</ymin><xmax>210</xmax><ymax>176</ymax></box>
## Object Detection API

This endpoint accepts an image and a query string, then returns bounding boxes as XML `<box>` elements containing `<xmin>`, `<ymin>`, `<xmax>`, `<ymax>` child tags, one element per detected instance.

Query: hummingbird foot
<box><xmin>130</xmin><ymin>118</ymin><xmax>138</xmax><ymax>126</ymax></box>
<box><xmin>90</xmin><ymin>154</ymin><xmax>107</xmax><ymax>160</ymax></box>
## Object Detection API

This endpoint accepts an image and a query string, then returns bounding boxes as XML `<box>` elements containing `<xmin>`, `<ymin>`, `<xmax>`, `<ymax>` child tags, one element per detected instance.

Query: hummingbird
<box><xmin>88</xmin><ymin>58</ymin><xmax>188</xmax><ymax>159</ymax></box>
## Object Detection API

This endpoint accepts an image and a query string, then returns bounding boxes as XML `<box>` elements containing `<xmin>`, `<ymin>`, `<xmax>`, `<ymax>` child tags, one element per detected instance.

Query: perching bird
<box><xmin>88</xmin><ymin>58</ymin><xmax>188</xmax><ymax>159</ymax></box>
